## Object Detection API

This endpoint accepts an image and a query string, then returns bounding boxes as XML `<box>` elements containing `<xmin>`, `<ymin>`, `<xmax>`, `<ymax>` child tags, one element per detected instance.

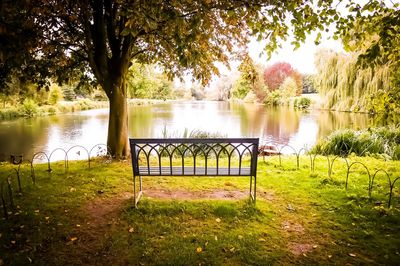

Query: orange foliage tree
<box><xmin>263</xmin><ymin>62</ymin><xmax>302</xmax><ymax>95</ymax></box>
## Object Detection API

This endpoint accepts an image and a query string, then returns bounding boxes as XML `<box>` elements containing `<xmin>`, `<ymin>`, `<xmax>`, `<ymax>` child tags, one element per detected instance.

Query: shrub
<box><xmin>56</xmin><ymin>102</ymin><xmax>73</xmax><ymax>113</ymax></box>
<box><xmin>77</xmin><ymin>99</ymin><xmax>94</xmax><ymax>110</ymax></box>
<box><xmin>231</xmin><ymin>76</ymin><xmax>251</xmax><ymax>100</ymax></box>
<box><xmin>311</xmin><ymin>126</ymin><xmax>400</xmax><ymax>159</ymax></box>
<box><xmin>264</xmin><ymin>90</ymin><xmax>282</xmax><ymax>106</ymax></box>
<box><xmin>294</xmin><ymin>97</ymin><xmax>311</xmax><ymax>109</ymax></box>
<box><xmin>62</xmin><ymin>85</ymin><xmax>76</xmax><ymax>101</ymax></box>
<box><xmin>21</xmin><ymin>99</ymin><xmax>40</xmax><ymax>117</ymax></box>
<box><xmin>43</xmin><ymin>105</ymin><xmax>57</xmax><ymax>115</ymax></box>
<box><xmin>48</xmin><ymin>84</ymin><xmax>63</xmax><ymax>105</ymax></box>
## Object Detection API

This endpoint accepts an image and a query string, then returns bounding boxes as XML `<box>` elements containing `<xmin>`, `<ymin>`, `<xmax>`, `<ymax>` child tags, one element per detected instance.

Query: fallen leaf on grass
<box><xmin>128</xmin><ymin>227</ymin><xmax>134</xmax><ymax>233</ymax></box>
<box><xmin>69</xmin><ymin>187</ymin><xmax>76</xmax><ymax>192</ymax></box>
<box><xmin>196</xmin><ymin>247</ymin><xmax>202</xmax><ymax>253</ymax></box>
<box><xmin>215</xmin><ymin>218</ymin><xmax>221</xmax><ymax>223</ymax></box>
<box><xmin>349</xmin><ymin>253</ymin><xmax>357</xmax><ymax>257</ymax></box>
<box><xmin>34</xmin><ymin>210</ymin><xmax>40</xmax><ymax>213</ymax></box>
<box><xmin>287</xmin><ymin>204</ymin><xmax>296</xmax><ymax>212</ymax></box>
<box><xmin>70</xmin><ymin>237</ymin><xmax>78</xmax><ymax>242</ymax></box>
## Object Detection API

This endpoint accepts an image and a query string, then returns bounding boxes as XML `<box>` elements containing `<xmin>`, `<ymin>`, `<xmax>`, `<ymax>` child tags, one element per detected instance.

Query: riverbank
<box><xmin>0</xmin><ymin>98</ymin><xmax>170</xmax><ymax>120</ymax></box>
<box><xmin>1</xmin><ymin>156</ymin><xmax>399</xmax><ymax>265</ymax></box>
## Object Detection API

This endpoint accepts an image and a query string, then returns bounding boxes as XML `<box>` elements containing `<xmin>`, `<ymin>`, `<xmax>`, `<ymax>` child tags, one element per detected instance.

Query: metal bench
<box><xmin>129</xmin><ymin>138</ymin><xmax>259</xmax><ymax>207</ymax></box>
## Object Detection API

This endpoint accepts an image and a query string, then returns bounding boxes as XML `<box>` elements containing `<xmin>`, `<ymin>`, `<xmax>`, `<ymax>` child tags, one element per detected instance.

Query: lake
<box><xmin>0</xmin><ymin>101</ymin><xmax>379</xmax><ymax>161</ymax></box>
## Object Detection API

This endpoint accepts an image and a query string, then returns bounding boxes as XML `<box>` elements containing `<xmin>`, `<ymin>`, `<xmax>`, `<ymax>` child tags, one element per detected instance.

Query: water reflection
<box><xmin>0</xmin><ymin>101</ymin><xmax>379</xmax><ymax>161</ymax></box>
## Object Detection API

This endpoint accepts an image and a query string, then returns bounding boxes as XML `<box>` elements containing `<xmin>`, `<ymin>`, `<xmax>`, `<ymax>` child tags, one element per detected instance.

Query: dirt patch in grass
<box><xmin>84</xmin><ymin>192</ymin><xmax>133</xmax><ymax>224</ymax></box>
<box><xmin>258</xmin><ymin>190</ymin><xmax>275</xmax><ymax>201</ymax></box>
<box><xmin>288</xmin><ymin>242</ymin><xmax>314</xmax><ymax>256</ymax></box>
<box><xmin>144</xmin><ymin>189</ymin><xmax>249</xmax><ymax>200</ymax></box>
<box><xmin>58</xmin><ymin>192</ymin><xmax>134</xmax><ymax>265</ymax></box>
<box><xmin>282</xmin><ymin>220</ymin><xmax>305</xmax><ymax>234</ymax></box>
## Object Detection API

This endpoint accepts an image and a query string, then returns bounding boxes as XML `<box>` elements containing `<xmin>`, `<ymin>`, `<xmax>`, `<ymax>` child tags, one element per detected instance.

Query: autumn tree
<box><xmin>263</xmin><ymin>62</ymin><xmax>302</xmax><ymax>95</ymax></box>
<box><xmin>1</xmin><ymin>0</ymin><xmax>339</xmax><ymax>158</ymax></box>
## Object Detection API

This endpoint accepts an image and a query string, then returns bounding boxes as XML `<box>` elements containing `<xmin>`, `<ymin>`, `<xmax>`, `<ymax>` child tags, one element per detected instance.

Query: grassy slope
<box><xmin>0</xmin><ymin>156</ymin><xmax>399</xmax><ymax>265</ymax></box>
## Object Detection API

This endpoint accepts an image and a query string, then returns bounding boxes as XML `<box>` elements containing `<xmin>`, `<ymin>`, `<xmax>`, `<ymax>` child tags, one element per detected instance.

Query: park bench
<box><xmin>129</xmin><ymin>138</ymin><xmax>259</xmax><ymax>208</ymax></box>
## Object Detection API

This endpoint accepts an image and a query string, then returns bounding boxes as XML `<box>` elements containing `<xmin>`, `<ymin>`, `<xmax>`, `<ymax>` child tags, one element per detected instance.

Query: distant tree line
<box><xmin>217</xmin><ymin>55</ymin><xmax>315</xmax><ymax>105</ymax></box>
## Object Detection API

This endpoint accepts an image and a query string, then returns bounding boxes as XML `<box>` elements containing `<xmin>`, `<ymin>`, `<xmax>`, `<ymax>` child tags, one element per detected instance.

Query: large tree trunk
<box><xmin>106</xmin><ymin>80</ymin><xmax>129</xmax><ymax>159</ymax></box>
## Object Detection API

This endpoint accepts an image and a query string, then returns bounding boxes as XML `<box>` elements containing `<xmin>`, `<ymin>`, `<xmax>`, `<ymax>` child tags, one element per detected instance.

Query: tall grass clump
<box><xmin>0</xmin><ymin>106</ymin><xmax>20</xmax><ymax>119</ymax></box>
<box><xmin>311</xmin><ymin>126</ymin><xmax>400</xmax><ymax>159</ymax></box>
<box><xmin>160</xmin><ymin>127</ymin><xmax>228</xmax><ymax>157</ymax></box>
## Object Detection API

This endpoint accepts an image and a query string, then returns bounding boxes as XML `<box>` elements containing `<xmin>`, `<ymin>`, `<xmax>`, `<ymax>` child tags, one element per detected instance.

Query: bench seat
<box><xmin>138</xmin><ymin>166</ymin><xmax>251</xmax><ymax>176</ymax></box>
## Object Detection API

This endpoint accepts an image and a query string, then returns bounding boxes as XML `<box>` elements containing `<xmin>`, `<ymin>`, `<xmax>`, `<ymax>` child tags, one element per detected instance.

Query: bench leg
<box><xmin>249</xmin><ymin>175</ymin><xmax>256</xmax><ymax>203</ymax></box>
<box><xmin>134</xmin><ymin>175</ymin><xmax>143</xmax><ymax>208</ymax></box>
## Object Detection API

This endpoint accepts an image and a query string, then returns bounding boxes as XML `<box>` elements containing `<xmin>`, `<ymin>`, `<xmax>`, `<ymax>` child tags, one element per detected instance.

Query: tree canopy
<box><xmin>336</xmin><ymin>0</ymin><xmax>399</xmax><ymax>69</ymax></box>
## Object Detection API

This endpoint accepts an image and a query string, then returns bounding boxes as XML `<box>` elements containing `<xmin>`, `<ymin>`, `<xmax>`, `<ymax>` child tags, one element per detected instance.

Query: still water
<box><xmin>0</xmin><ymin>101</ymin><xmax>378</xmax><ymax>161</ymax></box>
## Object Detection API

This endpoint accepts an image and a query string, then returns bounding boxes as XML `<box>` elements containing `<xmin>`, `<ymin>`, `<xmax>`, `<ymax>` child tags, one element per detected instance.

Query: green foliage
<box><xmin>21</xmin><ymin>98</ymin><xmax>40</xmax><ymax>117</ymax></box>
<box><xmin>311</xmin><ymin>126</ymin><xmax>400</xmax><ymax>159</ymax></box>
<box><xmin>336</xmin><ymin>1</ymin><xmax>400</xmax><ymax>71</ymax></box>
<box><xmin>264</xmin><ymin>90</ymin><xmax>282</xmax><ymax>106</ymax></box>
<box><xmin>231</xmin><ymin>76</ymin><xmax>252</xmax><ymax>100</ymax></box>
<box><xmin>161</xmin><ymin>127</ymin><xmax>226</xmax><ymax>140</ymax></box>
<box><xmin>48</xmin><ymin>84</ymin><xmax>63</xmax><ymax>105</ymax></box>
<box><xmin>127</xmin><ymin>62</ymin><xmax>173</xmax><ymax>100</ymax></box>
<box><xmin>231</xmin><ymin>55</ymin><xmax>267</xmax><ymax>103</ymax></box>
<box><xmin>0</xmin><ymin>106</ymin><xmax>20</xmax><ymax>119</ymax></box>
<box><xmin>314</xmin><ymin>49</ymin><xmax>394</xmax><ymax>113</ymax></box>
<box><xmin>262</xmin><ymin>76</ymin><xmax>299</xmax><ymax>106</ymax></box>
<box><xmin>330</xmin><ymin>2</ymin><xmax>400</xmax><ymax>116</ymax></box>
<box><xmin>160</xmin><ymin>127</ymin><xmax>228</xmax><ymax>157</ymax></box>
<box><xmin>62</xmin><ymin>85</ymin><xmax>76</xmax><ymax>101</ymax></box>
<box><xmin>294</xmin><ymin>97</ymin><xmax>311</xmax><ymax>109</ymax></box>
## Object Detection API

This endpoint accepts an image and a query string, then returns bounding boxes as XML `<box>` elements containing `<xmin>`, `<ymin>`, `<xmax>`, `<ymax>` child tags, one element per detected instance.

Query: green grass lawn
<box><xmin>1</xmin><ymin>155</ymin><xmax>399</xmax><ymax>265</ymax></box>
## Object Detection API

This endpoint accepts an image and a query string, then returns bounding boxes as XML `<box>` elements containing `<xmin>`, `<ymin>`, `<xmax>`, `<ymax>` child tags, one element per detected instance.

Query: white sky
<box><xmin>247</xmin><ymin>32</ymin><xmax>344</xmax><ymax>74</ymax></box>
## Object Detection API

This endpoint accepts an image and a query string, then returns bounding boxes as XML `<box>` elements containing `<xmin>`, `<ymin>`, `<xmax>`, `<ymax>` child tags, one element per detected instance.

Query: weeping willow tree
<box><xmin>314</xmin><ymin>49</ymin><xmax>392</xmax><ymax>114</ymax></box>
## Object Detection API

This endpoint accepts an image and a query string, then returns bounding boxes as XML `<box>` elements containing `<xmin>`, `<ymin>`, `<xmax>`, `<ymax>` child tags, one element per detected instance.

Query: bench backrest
<box><xmin>129</xmin><ymin>138</ymin><xmax>259</xmax><ymax>177</ymax></box>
